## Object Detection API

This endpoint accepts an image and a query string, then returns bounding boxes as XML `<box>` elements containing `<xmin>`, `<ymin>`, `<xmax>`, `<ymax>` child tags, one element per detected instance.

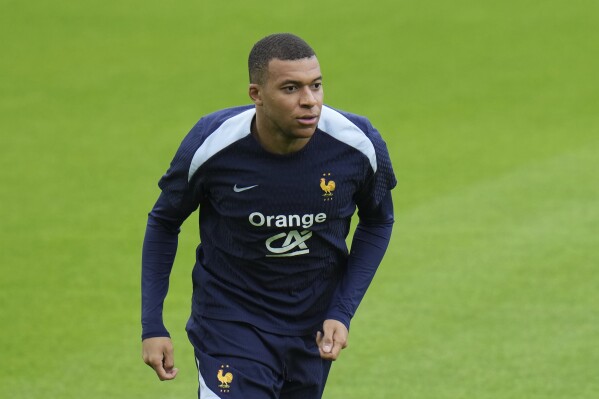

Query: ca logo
<box><xmin>265</xmin><ymin>230</ymin><xmax>312</xmax><ymax>257</ymax></box>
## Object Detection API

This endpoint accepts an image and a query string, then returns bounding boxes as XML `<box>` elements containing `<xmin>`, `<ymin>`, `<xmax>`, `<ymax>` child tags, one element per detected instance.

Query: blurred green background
<box><xmin>1</xmin><ymin>0</ymin><xmax>598</xmax><ymax>398</ymax></box>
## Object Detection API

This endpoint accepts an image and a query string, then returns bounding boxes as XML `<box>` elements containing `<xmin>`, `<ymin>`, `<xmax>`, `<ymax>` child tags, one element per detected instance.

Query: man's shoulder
<box><xmin>318</xmin><ymin>105</ymin><xmax>383</xmax><ymax>142</ymax></box>
<box><xmin>321</xmin><ymin>105</ymin><xmax>372</xmax><ymax>132</ymax></box>
<box><xmin>179</xmin><ymin>105</ymin><xmax>255</xmax><ymax>180</ymax></box>
<box><xmin>176</xmin><ymin>105</ymin><xmax>254</xmax><ymax>154</ymax></box>
<box><xmin>190</xmin><ymin>105</ymin><xmax>255</xmax><ymax>138</ymax></box>
<box><xmin>201</xmin><ymin>104</ymin><xmax>256</xmax><ymax>122</ymax></box>
<box><xmin>318</xmin><ymin>105</ymin><xmax>387</xmax><ymax>172</ymax></box>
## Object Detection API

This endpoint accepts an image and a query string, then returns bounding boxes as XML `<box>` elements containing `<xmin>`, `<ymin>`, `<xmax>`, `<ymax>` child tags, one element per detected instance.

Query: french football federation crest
<box><xmin>320</xmin><ymin>173</ymin><xmax>335</xmax><ymax>201</ymax></box>
<box><xmin>217</xmin><ymin>365</ymin><xmax>233</xmax><ymax>393</ymax></box>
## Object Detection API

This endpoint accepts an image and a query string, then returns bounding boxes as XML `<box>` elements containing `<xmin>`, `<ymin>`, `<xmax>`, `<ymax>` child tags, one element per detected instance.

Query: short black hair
<box><xmin>248</xmin><ymin>33</ymin><xmax>316</xmax><ymax>84</ymax></box>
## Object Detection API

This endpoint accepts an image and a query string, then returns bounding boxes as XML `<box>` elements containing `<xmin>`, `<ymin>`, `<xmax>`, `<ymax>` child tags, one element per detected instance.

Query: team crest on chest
<box><xmin>320</xmin><ymin>173</ymin><xmax>335</xmax><ymax>201</ymax></box>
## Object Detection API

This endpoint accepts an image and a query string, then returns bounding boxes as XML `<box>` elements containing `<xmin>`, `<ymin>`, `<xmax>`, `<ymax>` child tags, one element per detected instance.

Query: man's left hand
<box><xmin>316</xmin><ymin>319</ymin><xmax>349</xmax><ymax>360</ymax></box>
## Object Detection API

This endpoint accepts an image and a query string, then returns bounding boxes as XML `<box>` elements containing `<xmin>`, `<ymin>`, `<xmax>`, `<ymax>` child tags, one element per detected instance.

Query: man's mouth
<box><xmin>297</xmin><ymin>115</ymin><xmax>319</xmax><ymax>125</ymax></box>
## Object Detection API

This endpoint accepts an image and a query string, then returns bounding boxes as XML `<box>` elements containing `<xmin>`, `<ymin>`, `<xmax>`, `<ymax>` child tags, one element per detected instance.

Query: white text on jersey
<box><xmin>249</xmin><ymin>212</ymin><xmax>327</xmax><ymax>229</ymax></box>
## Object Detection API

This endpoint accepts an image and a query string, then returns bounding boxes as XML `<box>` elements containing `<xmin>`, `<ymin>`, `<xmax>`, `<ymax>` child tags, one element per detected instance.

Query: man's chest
<box><xmin>199</xmin><ymin>145</ymin><xmax>366</xmax><ymax>221</ymax></box>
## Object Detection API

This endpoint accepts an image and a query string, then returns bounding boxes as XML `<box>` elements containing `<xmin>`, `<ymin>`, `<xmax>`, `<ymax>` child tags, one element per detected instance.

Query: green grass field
<box><xmin>1</xmin><ymin>0</ymin><xmax>598</xmax><ymax>398</ymax></box>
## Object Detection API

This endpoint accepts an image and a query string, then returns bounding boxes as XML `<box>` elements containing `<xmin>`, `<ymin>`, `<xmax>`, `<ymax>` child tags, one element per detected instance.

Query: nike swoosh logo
<box><xmin>233</xmin><ymin>184</ymin><xmax>259</xmax><ymax>193</ymax></box>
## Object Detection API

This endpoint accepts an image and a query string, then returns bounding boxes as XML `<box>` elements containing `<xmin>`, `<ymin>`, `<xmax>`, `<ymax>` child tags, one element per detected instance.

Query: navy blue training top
<box><xmin>142</xmin><ymin>104</ymin><xmax>396</xmax><ymax>339</ymax></box>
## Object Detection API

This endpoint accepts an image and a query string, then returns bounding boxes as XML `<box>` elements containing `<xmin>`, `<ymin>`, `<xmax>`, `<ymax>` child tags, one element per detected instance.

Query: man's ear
<box><xmin>249</xmin><ymin>84</ymin><xmax>263</xmax><ymax>106</ymax></box>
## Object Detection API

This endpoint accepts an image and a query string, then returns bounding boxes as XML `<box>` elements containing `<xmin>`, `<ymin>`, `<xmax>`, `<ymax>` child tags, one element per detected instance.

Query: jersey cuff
<box><xmin>141</xmin><ymin>325</ymin><xmax>171</xmax><ymax>341</ymax></box>
<box><xmin>324</xmin><ymin>310</ymin><xmax>351</xmax><ymax>332</ymax></box>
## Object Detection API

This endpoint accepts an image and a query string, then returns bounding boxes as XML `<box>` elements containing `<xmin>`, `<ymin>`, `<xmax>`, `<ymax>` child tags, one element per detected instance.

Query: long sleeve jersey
<box><xmin>142</xmin><ymin>105</ymin><xmax>396</xmax><ymax>339</ymax></box>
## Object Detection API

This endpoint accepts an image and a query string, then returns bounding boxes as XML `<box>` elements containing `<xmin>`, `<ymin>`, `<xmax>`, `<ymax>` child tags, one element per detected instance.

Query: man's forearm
<box><xmin>325</xmin><ymin>192</ymin><xmax>394</xmax><ymax>329</ymax></box>
<box><xmin>141</xmin><ymin>213</ymin><xmax>179</xmax><ymax>339</ymax></box>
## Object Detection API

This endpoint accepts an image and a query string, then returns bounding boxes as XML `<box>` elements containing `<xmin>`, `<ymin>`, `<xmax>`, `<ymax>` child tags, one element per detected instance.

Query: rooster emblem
<box><xmin>320</xmin><ymin>175</ymin><xmax>336</xmax><ymax>197</ymax></box>
<box><xmin>217</xmin><ymin>367</ymin><xmax>233</xmax><ymax>389</ymax></box>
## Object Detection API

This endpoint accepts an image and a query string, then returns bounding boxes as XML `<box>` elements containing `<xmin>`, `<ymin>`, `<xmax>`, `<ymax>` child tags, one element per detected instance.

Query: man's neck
<box><xmin>251</xmin><ymin>117</ymin><xmax>311</xmax><ymax>155</ymax></box>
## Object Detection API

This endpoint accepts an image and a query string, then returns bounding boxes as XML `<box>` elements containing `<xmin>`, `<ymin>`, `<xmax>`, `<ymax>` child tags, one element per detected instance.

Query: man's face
<box><xmin>250</xmin><ymin>56</ymin><xmax>323</xmax><ymax>142</ymax></box>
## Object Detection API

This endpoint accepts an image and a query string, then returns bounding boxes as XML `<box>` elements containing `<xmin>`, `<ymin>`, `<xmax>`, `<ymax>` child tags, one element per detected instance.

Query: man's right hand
<box><xmin>142</xmin><ymin>337</ymin><xmax>179</xmax><ymax>381</ymax></box>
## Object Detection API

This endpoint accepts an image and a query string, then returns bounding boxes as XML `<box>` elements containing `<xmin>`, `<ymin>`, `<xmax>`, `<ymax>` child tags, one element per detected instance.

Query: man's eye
<box><xmin>284</xmin><ymin>86</ymin><xmax>297</xmax><ymax>92</ymax></box>
<box><xmin>312</xmin><ymin>83</ymin><xmax>322</xmax><ymax>89</ymax></box>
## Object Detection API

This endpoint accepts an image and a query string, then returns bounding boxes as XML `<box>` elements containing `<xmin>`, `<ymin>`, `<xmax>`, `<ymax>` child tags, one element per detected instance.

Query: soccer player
<box><xmin>141</xmin><ymin>33</ymin><xmax>396</xmax><ymax>398</ymax></box>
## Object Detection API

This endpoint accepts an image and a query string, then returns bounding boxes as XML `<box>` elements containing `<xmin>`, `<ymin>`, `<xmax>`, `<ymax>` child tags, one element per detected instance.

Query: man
<box><xmin>142</xmin><ymin>33</ymin><xmax>396</xmax><ymax>398</ymax></box>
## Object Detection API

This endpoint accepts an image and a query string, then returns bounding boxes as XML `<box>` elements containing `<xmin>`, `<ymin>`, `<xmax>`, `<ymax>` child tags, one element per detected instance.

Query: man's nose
<box><xmin>299</xmin><ymin>87</ymin><xmax>317</xmax><ymax>107</ymax></box>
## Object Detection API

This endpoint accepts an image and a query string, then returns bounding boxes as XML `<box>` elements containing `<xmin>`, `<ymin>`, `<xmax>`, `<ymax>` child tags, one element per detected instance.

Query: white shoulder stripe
<box><xmin>188</xmin><ymin>108</ymin><xmax>255</xmax><ymax>181</ymax></box>
<box><xmin>318</xmin><ymin>106</ymin><xmax>377</xmax><ymax>172</ymax></box>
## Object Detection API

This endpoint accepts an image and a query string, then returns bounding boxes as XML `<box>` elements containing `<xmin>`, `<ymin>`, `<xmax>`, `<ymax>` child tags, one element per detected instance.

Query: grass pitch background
<box><xmin>1</xmin><ymin>0</ymin><xmax>598</xmax><ymax>398</ymax></box>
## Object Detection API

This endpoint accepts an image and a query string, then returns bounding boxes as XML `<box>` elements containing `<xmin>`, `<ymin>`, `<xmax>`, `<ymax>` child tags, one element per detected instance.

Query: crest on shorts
<box><xmin>217</xmin><ymin>364</ymin><xmax>233</xmax><ymax>393</ymax></box>
<box><xmin>320</xmin><ymin>173</ymin><xmax>335</xmax><ymax>202</ymax></box>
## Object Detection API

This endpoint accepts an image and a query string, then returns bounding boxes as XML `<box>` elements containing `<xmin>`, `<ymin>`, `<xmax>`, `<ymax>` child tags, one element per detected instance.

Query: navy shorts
<box><xmin>186</xmin><ymin>316</ymin><xmax>332</xmax><ymax>399</ymax></box>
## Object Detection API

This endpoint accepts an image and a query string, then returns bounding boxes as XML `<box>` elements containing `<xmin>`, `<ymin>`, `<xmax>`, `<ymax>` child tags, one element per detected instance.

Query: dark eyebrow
<box><xmin>280</xmin><ymin>76</ymin><xmax>323</xmax><ymax>86</ymax></box>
